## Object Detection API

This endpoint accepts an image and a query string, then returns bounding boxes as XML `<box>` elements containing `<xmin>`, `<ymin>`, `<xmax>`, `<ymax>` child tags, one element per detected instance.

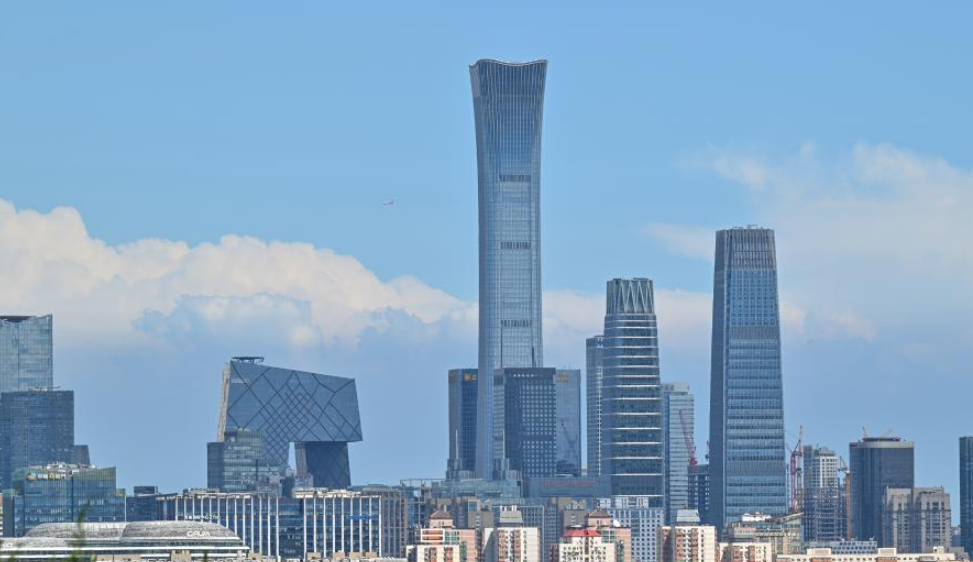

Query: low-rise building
<box><xmin>0</xmin><ymin>521</ymin><xmax>249</xmax><ymax>560</ymax></box>
<box><xmin>407</xmin><ymin>509</ymin><xmax>478</xmax><ymax>562</ymax></box>
<box><xmin>482</xmin><ymin>507</ymin><xmax>542</xmax><ymax>562</ymax></box>
<box><xmin>778</xmin><ymin>546</ymin><xmax>957</xmax><ymax>562</ymax></box>
<box><xmin>658</xmin><ymin>518</ymin><xmax>718</xmax><ymax>562</ymax></box>
<box><xmin>723</xmin><ymin>513</ymin><xmax>803</xmax><ymax>556</ymax></box>
<box><xmin>718</xmin><ymin>542</ymin><xmax>773</xmax><ymax>562</ymax></box>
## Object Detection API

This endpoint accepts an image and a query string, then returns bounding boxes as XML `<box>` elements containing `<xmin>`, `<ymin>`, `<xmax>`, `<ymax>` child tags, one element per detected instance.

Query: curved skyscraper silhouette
<box><xmin>709</xmin><ymin>227</ymin><xmax>788</xmax><ymax>527</ymax></box>
<box><xmin>470</xmin><ymin>59</ymin><xmax>547</xmax><ymax>478</ymax></box>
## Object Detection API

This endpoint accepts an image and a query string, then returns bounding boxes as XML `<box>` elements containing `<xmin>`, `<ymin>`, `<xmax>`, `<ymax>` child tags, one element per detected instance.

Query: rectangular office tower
<box><xmin>0</xmin><ymin>315</ymin><xmax>53</xmax><ymax>393</ymax></box>
<box><xmin>555</xmin><ymin>369</ymin><xmax>582</xmax><ymax>477</ymax></box>
<box><xmin>586</xmin><ymin>336</ymin><xmax>604</xmax><ymax>477</ymax></box>
<box><xmin>849</xmin><ymin>437</ymin><xmax>914</xmax><ymax>544</ymax></box>
<box><xmin>709</xmin><ymin>227</ymin><xmax>788</xmax><ymax>527</ymax></box>
<box><xmin>0</xmin><ymin>389</ymin><xmax>74</xmax><ymax>489</ymax></box>
<box><xmin>495</xmin><ymin>367</ymin><xmax>557</xmax><ymax>479</ymax></box>
<box><xmin>601</xmin><ymin>278</ymin><xmax>663</xmax><ymax>501</ymax></box>
<box><xmin>447</xmin><ymin>368</ymin><xmax>478</xmax><ymax>480</ymax></box>
<box><xmin>961</xmin><ymin>437</ymin><xmax>973</xmax><ymax>558</ymax></box>
<box><xmin>663</xmin><ymin>383</ymin><xmax>695</xmax><ymax>523</ymax></box>
<box><xmin>470</xmin><ymin>59</ymin><xmax>547</xmax><ymax>478</ymax></box>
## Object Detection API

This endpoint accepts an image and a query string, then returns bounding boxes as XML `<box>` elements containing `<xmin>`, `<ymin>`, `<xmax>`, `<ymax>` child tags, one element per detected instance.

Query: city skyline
<box><xmin>0</xmin><ymin>1</ymin><xmax>971</xmax><ymax>510</ymax></box>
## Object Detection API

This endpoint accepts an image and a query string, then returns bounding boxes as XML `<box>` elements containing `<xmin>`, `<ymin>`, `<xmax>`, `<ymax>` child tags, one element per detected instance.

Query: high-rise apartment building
<box><xmin>556</xmin><ymin>369</ymin><xmax>582</xmax><ymax>477</ymax></box>
<box><xmin>407</xmin><ymin>509</ymin><xmax>478</xmax><ymax>562</ymax></box>
<box><xmin>598</xmin><ymin>496</ymin><xmax>665</xmax><ymax>562</ymax></box>
<box><xmin>0</xmin><ymin>315</ymin><xmax>53</xmax><ymax>394</ymax></box>
<box><xmin>803</xmin><ymin>446</ymin><xmax>846</xmax><ymax>542</ymax></box>
<box><xmin>471</xmin><ymin>59</ymin><xmax>547</xmax><ymax>478</ymax></box>
<box><xmin>601</xmin><ymin>278</ymin><xmax>663</xmax><ymax>500</ymax></box>
<box><xmin>216</xmin><ymin>357</ymin><xmax>363</xmax><ymax>489</ymax></box>
<box><xmin>448</xmin><ymin>369</ymin><xmax>479</xmax><ymax>480</ymax></box>
<box><xmin>663</xmin><ymin>383</ymin><xmax>695</xmax><ymax>523</ymax></box>
<box><xmin>586</xmin><ymin>336</ymin><xmax>605</xmax><ymax>477</ymax></box>
<box><xmin>849</xmin><ymin>437</ymin><xmax>914</xmax><ymax>543</ymax></box>
<box><xmin>481</xmin><ymin>507</ymin><xmax>542</xmax><ymax>562</ymax></box>
<box><xmin>555</xmin><ymin>527</ymin><xmax>617</xmax><ymax>562</ymax></box>
<box><xmin>0</xmin><ymin>389</ymin><xmax>74</xmax><ymax>489</ymax></box>
<box><xmin>882</xmin><ymin>487</ymin><xmax>951</xmax><ymax>553</ymax></box>
<box><xmin>959</xmin><ymin>437</ymin><xmax>973</xmax><ymax>557</ymax></box>
<box><xmin>496</xmin><ymin>367</ymin><xmax>556</xmax><ymax>479</ymax></box>
<box><xmin>659</xmin><ymin>520</ymin><xmax>718</xmax><ymax>562</ymax></box>
<box><xmin>709</xmin><ymin>227</ymin><xmax>788</xmax><ymax>527</ymax></box>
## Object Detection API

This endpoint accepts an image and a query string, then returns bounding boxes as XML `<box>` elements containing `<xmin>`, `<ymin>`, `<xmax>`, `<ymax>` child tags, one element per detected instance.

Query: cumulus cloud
<box><xmin>0</xmin><ymin>199</ymin><xmax>472</xmax><ymax>351</ymax></box>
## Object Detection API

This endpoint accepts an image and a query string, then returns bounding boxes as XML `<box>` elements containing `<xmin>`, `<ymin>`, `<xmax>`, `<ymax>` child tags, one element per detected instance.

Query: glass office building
<box><xmin>849</xmin><ymin>436</ymin><xmax>914</xmax><ymax>543</ymax></box>
<box><xmin>3</xmin><ymin>463</ymin><xmax>126</xmax><ymax>537</ymax></box>
<box><xmin>601</xmin><ymin>278</ymin><xmax>663</xmax><ymax>501</ymax></box>
<box><xmin>961</xmin><ymin>437</ymin><xmax>973</xmax><ymax>557</ymax></box>
<box><xmin>662</xmin><ymin>383</ymin><xmax>694</xmax><ymax>523</ymax></box>
<box><xmin>586</xmin><ymin>335</ymin><xmax>605</xmax><ymax>477</ymax></box>
<box><xmin>0</xmin><ymin>389</ymin><xmax>74</xmax><ymax>489</ymax></box>
<box><xmin>471</xmin><ymin>59</ymin><xmax>547</xmax><ymax>478</ymax></box>
<box><xmin>555</xmin><ymin>369</ymin><xmax>582</xmax><ymax>477</ymax></box>
<box><xmin>0</xmin><ymin>315</ymin><xmax>53</xmax><ymax>394</ymax></box>
<box><xmin>447</xmin><ymin>368</ymin><xmax>478</xmax><ymax>480</ymax></box>
<box><xmin>216</xmin><ymin>357</ymin><xmax>363</xmax><ymax>489</ymax></box>
<box><xmin>208</xmin><ymin>429</ymin><xmax>281</xmax><ymax>493</ymax></box>
<box><xmin>496</xmin><ymin>367</ymin><xmax>557</xmax><ymax>479</ymax></box>
<box><xmin>709</xmin><ymin>227</ymin><xmax>788</xmax><ymax>527</ymax></box>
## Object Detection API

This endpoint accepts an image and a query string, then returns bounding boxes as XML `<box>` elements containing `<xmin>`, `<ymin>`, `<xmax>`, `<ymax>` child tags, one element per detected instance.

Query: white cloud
<box><xmin>650</xmin><ymin>142</ymin><xmax>973</xmax><ymax>343</ymax></box>
<box><xmin>0</xmin><ymin>198</ymin><xmax>473</xmax><ymax>350</ymax></box>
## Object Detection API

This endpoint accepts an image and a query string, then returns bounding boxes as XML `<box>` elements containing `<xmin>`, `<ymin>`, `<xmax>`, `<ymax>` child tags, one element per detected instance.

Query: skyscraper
<box><xmin>709</xmin><ymin>227</ymin><xmax>788</xmax><ymax>527</ymax></box>
<box><xmin>216</xmin><ymin>357</ymin><xmax>363</xmax><ymax>489</ymax></box>
<box><xmin>960</xmin><ymin>437</ymin><xmax>973</xmax><ymax>557</ymax></box>
<box><xmin>803</xmin><ymin>446</ymin><xmax>845</xmax><ymax>542</ymax></box>
<box><xmin>555</xmin><ymin>369</ymin><xmax>582</xmax><ymax>477</ymax></box>
<box><xmin>0</xmin><ymin>315</ymin><xmax>53</xmax><ymax>394</ymax></box>
<box><xmin>0</xmin><ymin>389</ymin><xmax>74</xmax><ymax>489</ymax></box>
<box><xmin>882</xmin><ymin>487</ymin><xmax>951</xmax><ymax>552</ymax></box>
<box><xmin>849</xmin><ymin>437</ymin><xmax>914</xmax><ymax>543</ymax></box>
<box><xmin>207</xmin><ymin>429</ymin><xmax>280</xmax><ymax>493</ymax></box>
<box><xmin>663</xmin><ymin>383</ymin><xmax>694</xmax><ymax>523</ymax></box>
<box><xmin>471</xmin><ymin>59</ymin><xmax>547</xmax><ymax>478</ymax></box>
<box><xmin>586</xmin><ymin>336</ymin><xmax>605</xmax><ymax>477</ymax></box>
<box><xmin>496</xmin><ymin>367</ymin><xmax>557</xmax><ymax>479</ymax></box>
<box><xmin>448</xmin><ymin>368</ymin><xmax>478</xmax><ymax>480</ymax></box>
<box><xmin>601</xmin><ymin>278</ymin><xmax>663</xmax><ymax>501</ymax></box>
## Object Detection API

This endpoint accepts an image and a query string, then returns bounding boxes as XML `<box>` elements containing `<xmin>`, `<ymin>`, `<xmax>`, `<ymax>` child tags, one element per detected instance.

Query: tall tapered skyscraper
<box><xmin>586</xmin><ymin>335</ymin><xmax>605</xmax><ymax>476</ymax></box>
<box><xmin>471</xmin><ymin>59</ymin><xmax>547</xmax><ymax>478</ymax></box>
<box><xmin>601</xmin><ymin>278</ymin><xmax>663</xmax><ymax>501</ymax></box>
<box><xmin>709</xmin><ymin>227</ymin><xmax>787</xmax><ymax>527</ymax></box>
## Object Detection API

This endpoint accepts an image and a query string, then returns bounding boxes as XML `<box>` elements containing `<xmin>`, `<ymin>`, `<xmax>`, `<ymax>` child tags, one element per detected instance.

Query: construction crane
<box><xmin>678</xmin><ymin>409</ymin><xmax>698</xmax><ymax>468</ymax></box>
<box><xmin>788</xmin><ymin>426</ymin><xmax>804</xmax><ymax>513</ymax></box>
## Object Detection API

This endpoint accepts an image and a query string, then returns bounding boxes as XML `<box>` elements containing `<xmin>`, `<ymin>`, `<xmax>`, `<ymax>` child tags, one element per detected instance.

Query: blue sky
<box><xmin>2</xmin><ymin>0</ymin><xmax>972</xmax><ymax>507</ymax></box>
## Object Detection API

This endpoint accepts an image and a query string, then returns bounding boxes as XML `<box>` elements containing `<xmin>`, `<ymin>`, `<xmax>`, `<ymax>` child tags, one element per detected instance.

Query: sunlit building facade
<box><xmin>709</xmin><ymin>227</ymin><xmax>788</xmax><ymax>527</ymax></box>
<box><xmin>471</xmin><ymin>59</ymin><xmax>548</xmax><ymax>478</ymax></box>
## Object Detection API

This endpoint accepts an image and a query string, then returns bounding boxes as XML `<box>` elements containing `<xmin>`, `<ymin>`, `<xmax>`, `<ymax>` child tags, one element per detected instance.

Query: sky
<box><xmin>1</xmin><ymin>1</ymin><xmax>972</xmax><ymax>507</ymax></box>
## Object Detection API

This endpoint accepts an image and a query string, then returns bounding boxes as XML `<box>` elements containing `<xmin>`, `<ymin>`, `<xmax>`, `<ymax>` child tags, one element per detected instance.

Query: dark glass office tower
<box><xmin>849</xmin><ymin>436</ymin><xmax>914</xmax><ymax>542</ymax></box>
<box><xmin>496</xmin><ymin>367</ymin><xmax>556</xmax><ymax>479</ymax></box>
<box><xmin>470</xmin><ymin>59</ymin><xmax>547</xmax><ymax>478</ymax></box>
<box><xmin>0</xmin><ymin>389</ymin><xmax>74</xmax><ymax>488</ymax></box>
<box><xmin>586</xmin><ymin>336</ymin><xmax>604</xmax><ymax>477</ymax></box>
<box><xmin>207</xmin><ymin>429</ymin><xmax>280</xmax><ymax>492</ymax></box>
<box><xmin>600</xmin><ymin>278</ymin><xmax>663</xmax><ymax>501</ymax></box>
<box><xmin>961</xmin><ymin>437</ymin><xmax>973</xmax><ymax>557</ymax></box>
<box><xmin>709</xmin><ymin>227</ymin><xmax>788</xmax><ymax>527</ymax></box>
<box><xmin>555</xmin><ymin>369</ymin><xmax>582</xmax><ymax>477</ymax></box>
<box><xmin>216</xmin><ymin>357</ymin><xmax>363</xmax><ymax>489</ymax></box>
<box><xmin>0</xmin><ymin>315</ymin><xmax>53</xmax><ymax>394</ymax></box>
<box><xmin>662</xmin><ymin>383</ymin><xmax>694</xmax><ymax>523</ymax></box>
<box><xmin>447</xmin><ymin>368</ymin><xmax>478</xmax><ymax>480</ymax></box>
